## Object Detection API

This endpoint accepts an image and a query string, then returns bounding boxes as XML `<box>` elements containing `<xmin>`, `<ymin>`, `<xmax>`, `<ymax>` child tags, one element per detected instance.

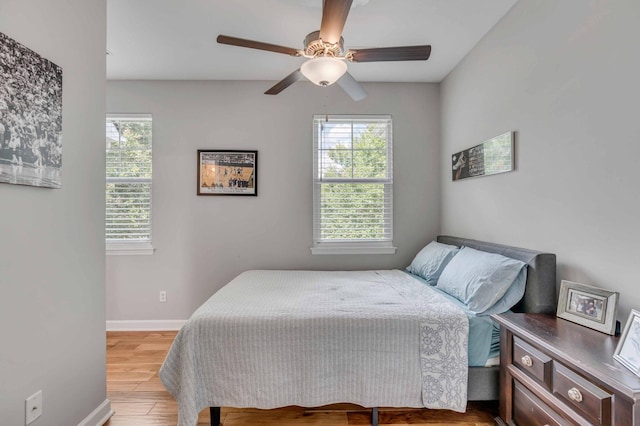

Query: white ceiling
<box><xmin>107</xmin><ymin>0</ymin><xmax>517</xmax><ymax>83</ymax></box>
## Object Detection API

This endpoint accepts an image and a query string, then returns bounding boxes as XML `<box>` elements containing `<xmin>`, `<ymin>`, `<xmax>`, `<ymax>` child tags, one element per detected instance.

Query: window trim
<box><xmin>106</xmin><ymin>241</ymin><xmax>155</xmax><ymax>256</ymax></box>
<box><xmin>106</xmin><ymin>113</ymin><xmax>154</xmax><ymax>255</ymax></box>
<box><xmin>310</xmin><ymin>241</ymin><xmax>397</xmax><ymax>255</ymax></box>
<box><xmin>311</xmin><ymin>114</ymin><xmax>396</xmax><ymax>255</ymax></box>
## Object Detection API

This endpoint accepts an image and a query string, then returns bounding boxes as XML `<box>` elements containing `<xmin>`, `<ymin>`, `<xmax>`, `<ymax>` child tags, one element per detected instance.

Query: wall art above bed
<box><xmin>451</xmin><ymin>131</ymin><xmax>513</xmax><ymax>181</ymax></box>
<box><xmin>0</xmin><ymin>32</ymin><xmax>63</xmax><ymax>188</ymax></box>
<box><xmin>197</xmin><ymin>150</ymin><xmax>257</xmax><ymax>196</ymax></box>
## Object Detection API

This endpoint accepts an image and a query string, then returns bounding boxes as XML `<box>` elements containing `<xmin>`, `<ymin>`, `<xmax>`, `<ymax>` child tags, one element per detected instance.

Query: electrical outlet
<box><xmin>25</xmin><ymin>390</ymin><xmax>42</xmax><ymax>425</ymax></box>
<box><xmin>159</xmin><ymin>291</ymin><xmax>167</xmax><ymax>303</ymax></box>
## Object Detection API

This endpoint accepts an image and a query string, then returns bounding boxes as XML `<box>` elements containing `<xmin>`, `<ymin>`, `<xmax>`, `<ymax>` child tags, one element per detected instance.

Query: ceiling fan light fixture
<box><xmin>300</xmin><ymin>56</ymin><xmax>347</xmax><ymax>87</ymax></box>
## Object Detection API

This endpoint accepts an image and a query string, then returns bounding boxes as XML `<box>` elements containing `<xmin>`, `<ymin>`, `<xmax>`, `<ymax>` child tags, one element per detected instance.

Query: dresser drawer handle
<box><xmin>568</xmin><ymin>387</ymin><xmax>583</xmax><ymax>403</ymax></box>
<box><xmin>521</xmin><ymin>355</ymin><xmax>533</xmax><ymax>367</ymax></box>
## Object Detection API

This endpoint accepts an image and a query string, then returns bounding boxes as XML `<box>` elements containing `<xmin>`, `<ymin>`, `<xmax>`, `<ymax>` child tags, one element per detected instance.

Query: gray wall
<box><xmin>441</xmin><ymin>0</ymin><xmax>640</xmax><ymax>320</ymax></box>
<box><xmin>0</xmin><ymin>0</ymin><xmax>107</xmax><ymax>425</ymax></box>
<box><xmin>106</xmin><ymin>81</ymin><xmax>441</xmax><ymax>321</ymax></box>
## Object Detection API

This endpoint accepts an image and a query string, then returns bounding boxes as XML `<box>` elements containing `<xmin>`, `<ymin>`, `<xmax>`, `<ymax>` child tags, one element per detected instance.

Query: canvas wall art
<box><xmin>0</xmin><ymin>32</ymin><xmax>63</xmax><ymax>188</ymax></box>
<box><xmin>452</xmin><ymin>132</ymin><xmax>514</xmax><ymax>181</ymax></box>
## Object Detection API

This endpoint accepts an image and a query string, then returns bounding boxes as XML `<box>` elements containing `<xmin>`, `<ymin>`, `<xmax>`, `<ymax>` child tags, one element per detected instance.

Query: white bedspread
<box><xmin>159</xmin><ymin>270</ymin><xmax>468</xmax><ymax>426</ymax></box>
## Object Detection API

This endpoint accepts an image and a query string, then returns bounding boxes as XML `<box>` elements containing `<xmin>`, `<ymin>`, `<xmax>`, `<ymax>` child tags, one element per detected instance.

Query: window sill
<box><xmin>106</xmin><ymin>242</ymin><xmax>155</xmax><ymax>256</ymax></box>
<box><xmin>310</xmin><ymin>244</ymin><xmax>397</xmax><ymax>255</ymax></box>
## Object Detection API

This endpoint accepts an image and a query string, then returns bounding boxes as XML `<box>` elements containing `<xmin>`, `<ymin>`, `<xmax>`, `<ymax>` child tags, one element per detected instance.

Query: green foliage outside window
<box><xmin>106</xmin><ymin>119</ymin><xmax>152</xmax><ymax>241</ymax></box>
<box><xmin>318</xmin><ymin>123</ymin><xmax>390</xmax><ymax>241</ymax></box>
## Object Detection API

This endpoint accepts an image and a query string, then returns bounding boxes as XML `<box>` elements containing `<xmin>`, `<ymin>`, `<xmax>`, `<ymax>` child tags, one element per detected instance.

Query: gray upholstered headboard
<box><xmin>437</xmin><ymin>235</ymin><xmax>557</xmax><ymax>314</ymax></box>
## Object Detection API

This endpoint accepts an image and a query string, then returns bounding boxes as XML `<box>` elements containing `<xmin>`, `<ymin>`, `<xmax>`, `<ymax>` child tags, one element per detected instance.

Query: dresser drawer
<box><xmin>513</xmin><ymin>336</ymin><xmax>553</xmax><ymax>390</ymax></box>
<box><xmin>513</xmin><ymin>379</ymin><xmax>572</xmax><ymax>426</ymax></box>
<box><xmin>553</xmin><ymin>363</ymin><xmax>613</xmax><ymax>426</ymax></box>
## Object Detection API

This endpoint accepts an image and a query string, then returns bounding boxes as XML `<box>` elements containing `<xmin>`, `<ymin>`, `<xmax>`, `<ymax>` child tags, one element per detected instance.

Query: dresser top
<box><xmin>493</xmin><ymin>313</ymin><xmax>640</xmax><ymax>399</ymax></box>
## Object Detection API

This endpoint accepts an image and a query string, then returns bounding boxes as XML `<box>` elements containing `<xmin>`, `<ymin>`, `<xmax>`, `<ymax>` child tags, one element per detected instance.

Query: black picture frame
<box><xmin>197</xmin><ymin>150</ymin><xmax>257</xmax><ymax>196</ymax></box>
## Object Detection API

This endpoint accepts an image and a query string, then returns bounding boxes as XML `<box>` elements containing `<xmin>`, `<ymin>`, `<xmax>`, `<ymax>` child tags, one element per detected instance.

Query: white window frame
<box><xmin>311</xmin><ymin>114</ymin><xmax>396</xmax><ymax>255</ymax></box>
<box><xmin>106</xmin><ymin>113</ymin><xmax>154</xmax><ymax>255</ymax></box>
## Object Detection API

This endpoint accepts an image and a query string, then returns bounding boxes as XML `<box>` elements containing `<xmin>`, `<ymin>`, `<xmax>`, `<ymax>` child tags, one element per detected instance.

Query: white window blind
<box><xmin>312</xmin><ymin>115</ymin><xmax>395</xmax><ymax>255</ymax></box>
<box><xmin>106</xmin><ymin>114</ymin><xmax>153</xmax><ymax>254</ymax></box>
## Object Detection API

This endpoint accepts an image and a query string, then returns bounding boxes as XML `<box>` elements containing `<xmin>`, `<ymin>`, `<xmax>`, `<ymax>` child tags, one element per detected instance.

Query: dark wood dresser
<box><xmin>492</xmin><ymin>313</ymin><xmax>640</xmax><ymax>426</ymax></box>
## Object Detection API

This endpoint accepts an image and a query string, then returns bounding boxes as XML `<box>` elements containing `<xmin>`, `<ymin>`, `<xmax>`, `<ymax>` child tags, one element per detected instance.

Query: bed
<box><xmin>159</xmin><ymin>235</ymin><xmax>557</xmax><ymax>426</ymax></box>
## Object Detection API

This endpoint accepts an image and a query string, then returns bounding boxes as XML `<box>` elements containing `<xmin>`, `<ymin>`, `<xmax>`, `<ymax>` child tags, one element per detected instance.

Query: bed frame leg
<box><xmin>210</xmin><ymin>406</ymin><xmax>221</xmax><ymax>426</ymax></box>
<box><xmin>371</xmin><ymin>407</ymin><xmax>378</xmax><ymax>426</ymax></box>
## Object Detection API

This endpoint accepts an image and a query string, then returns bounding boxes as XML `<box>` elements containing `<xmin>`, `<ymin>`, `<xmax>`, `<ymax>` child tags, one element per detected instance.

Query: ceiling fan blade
<box><xmin>217</xmin><ymin>35</ymin><xmax>301</xmax><ymax>56</ymax></box>
<box><xmin>319</xmin><ymin>0</ymin><xmax>353</xmax><ymax>45</ymax></box>
<box><xmin>348</xmin><ymin>45</ymin><xmax>432</xmax><ymax>62</ymax></box>
<box><xmin>337</xmin><ymin>72</ymin><xmax>367</xmax><ymax>101</ymax></box>
<box><xmin>265</xmin><ymin>69</ymin><xmax>303</xmax><ymax>95</ymax></box>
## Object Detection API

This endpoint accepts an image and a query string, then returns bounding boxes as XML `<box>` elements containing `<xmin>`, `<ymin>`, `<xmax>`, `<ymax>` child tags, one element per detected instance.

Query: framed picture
<box><xmin>197</xmin><ymin>150</ymin><xmax>257</xmax><ymax>196</ymax></box>
<box><xmin>556</xmin><ymin>280</ymin><xmax>619</xmax><ymax>335</ymax></box>
<box><xmin>614</xmin><ymin>309</ymin><xmax>640</xmax><ymax>376</ymax></box>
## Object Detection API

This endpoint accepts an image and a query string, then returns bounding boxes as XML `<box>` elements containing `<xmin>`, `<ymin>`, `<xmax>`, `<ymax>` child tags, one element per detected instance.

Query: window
<box><xmin>105</xmin><ymin>114</ymin><xmax>153</xmax><ymax>255</ymax></box>
<box><xmin>312</xmin><ymin>115</ymin><xmax>395</xmax><ymax>255</ymax></box>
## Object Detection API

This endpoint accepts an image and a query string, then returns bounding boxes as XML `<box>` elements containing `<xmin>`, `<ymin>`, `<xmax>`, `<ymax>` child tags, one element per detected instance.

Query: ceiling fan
<box><xmin>217</xmin><ymin>0</ymin><xmax>431</xmax><ymax>101</ymax></box>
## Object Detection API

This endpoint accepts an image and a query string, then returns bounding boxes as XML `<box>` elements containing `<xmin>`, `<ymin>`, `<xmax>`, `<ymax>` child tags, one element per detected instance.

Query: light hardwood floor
<box><xmin>105</xmin><ymin>331</ymin><xmax>498</xmax><ymax>425</ymax></box>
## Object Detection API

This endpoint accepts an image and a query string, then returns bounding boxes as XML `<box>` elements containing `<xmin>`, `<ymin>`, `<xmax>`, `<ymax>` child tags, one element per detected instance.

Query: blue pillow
<box><xmin>479</xmin><ymin>266</ymin><xmax>528</xmax><ymax>316</ymax></box>
<box><xmin>436</xmin><ymin>247</ymin><xmax>527</xmax><ymax>314</ymax></box>
<box><xmin>406</xmin><ymin>241</ymin><xmax>460</xmax><ymax>285</ymax></box>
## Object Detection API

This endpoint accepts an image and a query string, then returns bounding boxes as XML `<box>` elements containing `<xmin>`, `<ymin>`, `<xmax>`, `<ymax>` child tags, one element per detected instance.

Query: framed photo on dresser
<box><xmin>614</xmin><ymin>309</ymin><xmax>640</xmax><ymax>376</ymax></box>
<box><xmin>556</xmin><ymin>280</ymin><xmax>619</xmax><ymax>335</ymax></box>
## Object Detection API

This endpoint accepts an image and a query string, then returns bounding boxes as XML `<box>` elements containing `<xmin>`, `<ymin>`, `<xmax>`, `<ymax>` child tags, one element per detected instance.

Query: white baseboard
<box><xmin>78</xmin><ymin>399</ymin><xmax>114</xmax><ymax>426</ymax></box>
<box><xmin>106</xmin><ymin>319</ymin><xmax>187</xmax><ymax>331</ymax></box>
